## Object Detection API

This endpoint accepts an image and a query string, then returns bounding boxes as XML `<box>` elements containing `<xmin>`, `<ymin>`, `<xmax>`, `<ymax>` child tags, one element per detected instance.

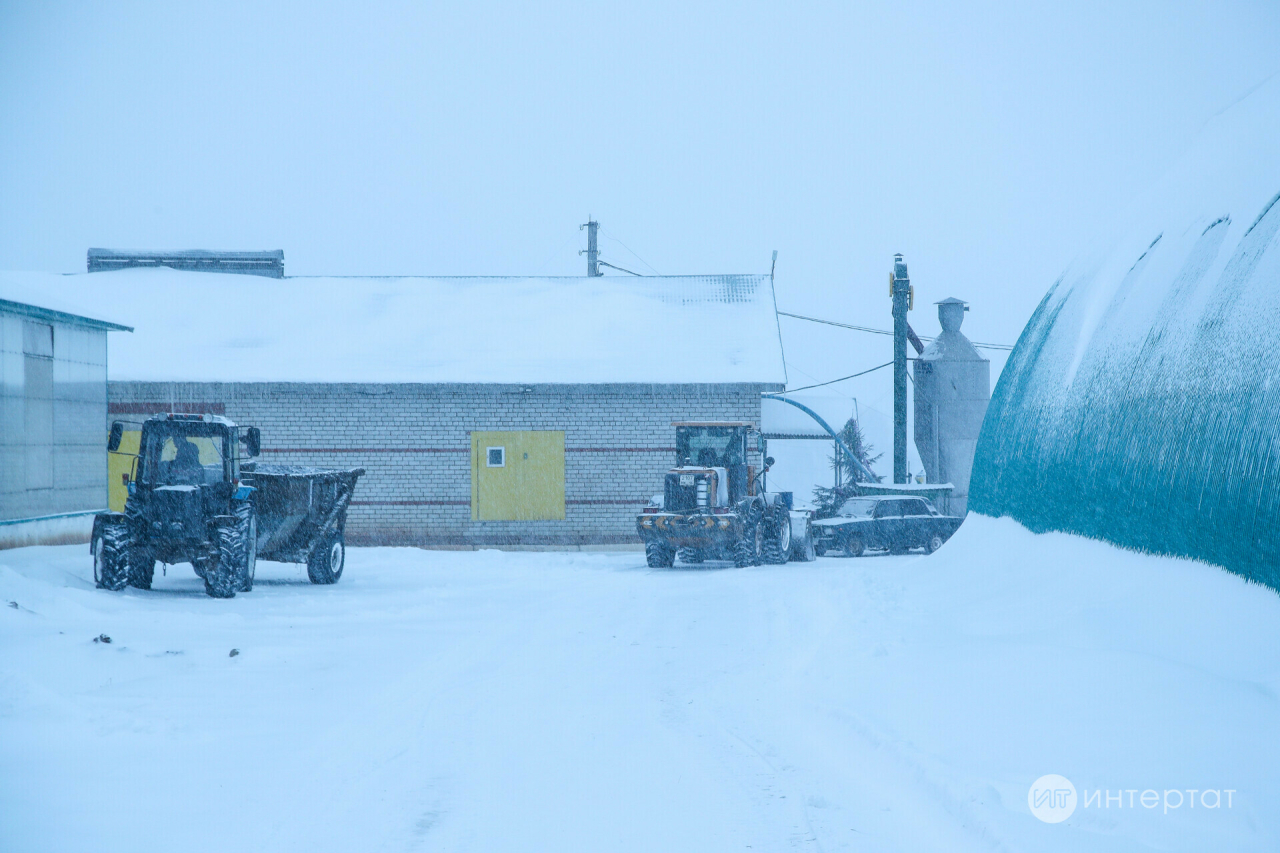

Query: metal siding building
<box><xmin>20</xmin><ymin>269</ymin><xmax>786</xmax><ymax>548</ymax></box>
<box><xmin>0</xmin><ymin>291</ymin><xmax>132</xmax><ymax>547</ymax></box>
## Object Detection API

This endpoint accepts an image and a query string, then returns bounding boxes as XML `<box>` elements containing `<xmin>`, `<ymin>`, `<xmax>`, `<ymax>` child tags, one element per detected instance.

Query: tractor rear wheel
<box><xmin>677</xmin><ymin>547</ymin><xmax>706</xmax><ymax>564</ymax></box>
<box><xmin>645</xmin><ymin>542</ymin><xmax>675</xmax><ymax>568</ymax></box>
<box><xmin>761</xmin><ymin>512</ymin><xmax>791</xmax><ymax>565</ymax></box>
<box><xmin>93</xmin><ymin>521</ymin><xmax>130</xmax><ymax>591</ymax></box>
<box><xmin>127</xmin><ymin>551</ymin><xmax>155</xmax><ymax>590</ymax></box>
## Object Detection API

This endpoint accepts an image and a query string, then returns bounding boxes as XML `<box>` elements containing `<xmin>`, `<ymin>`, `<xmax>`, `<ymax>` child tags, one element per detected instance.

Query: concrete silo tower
<box><xmin>913</xmin><ymin>298</ymin><xmax>990</xmax><ymax>515</ymax></box>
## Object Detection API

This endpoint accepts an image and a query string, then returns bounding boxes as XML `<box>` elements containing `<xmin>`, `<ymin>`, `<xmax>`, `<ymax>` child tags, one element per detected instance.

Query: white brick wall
<box><xmin>107</xmin><ymin>382</ymin><xmax>777</xmax><ymax>546</ymax></box>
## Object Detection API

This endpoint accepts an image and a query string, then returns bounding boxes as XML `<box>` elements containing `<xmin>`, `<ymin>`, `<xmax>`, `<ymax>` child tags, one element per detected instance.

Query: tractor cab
<box><xmin>666</xmin><ymin>422</ymin><xmax>766</xmax><ymax>511</ymax></box>
<box><xmin>110</xmin><ymin>413</ymin><xmax>261</xmax><ymax>497</ymax></box>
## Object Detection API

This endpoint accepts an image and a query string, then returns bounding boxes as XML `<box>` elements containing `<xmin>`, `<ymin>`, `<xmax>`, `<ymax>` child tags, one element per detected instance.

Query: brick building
<box><xmin>22</xmin><ymin>269</ymin><xmax>786</xmax><ymax>547</ymax></box>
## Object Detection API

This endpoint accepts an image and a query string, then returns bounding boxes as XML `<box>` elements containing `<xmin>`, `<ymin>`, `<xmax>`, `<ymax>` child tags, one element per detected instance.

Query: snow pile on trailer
<box><xmin>971</xmin><ymin>76</ymin><xmax>1280</xmax><ymax>588</ymax></box>
<box><xmin>0</xmin><ymin>271</ymin><xmax>786</xmax><ymax>385</ymax></box>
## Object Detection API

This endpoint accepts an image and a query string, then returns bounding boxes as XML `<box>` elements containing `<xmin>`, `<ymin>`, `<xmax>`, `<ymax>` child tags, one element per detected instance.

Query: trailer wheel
<box><xmin>93</xmin><ymin>522</ymin><xmax>129</xmax><ymax>591</ymax></box>
<box><xmin>645</xmin><ymin>542</ymin><xmax>675</xmax><ymax>568</ymax></box>
<box><xmin>308</xmin><ymin>531</ymin><xmax>345</xmax><ymax>584</ymax></box>
<box><xmin>761</xmin><ymin>511</ymin><xmax>791</xmax><ymax>565</ymax></box>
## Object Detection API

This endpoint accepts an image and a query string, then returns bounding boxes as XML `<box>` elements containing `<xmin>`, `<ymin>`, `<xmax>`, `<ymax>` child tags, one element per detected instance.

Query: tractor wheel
<box><xmin>842</xmin><ymin>536</ymin><xmax>865</xmax><ymax>558</ymax></box>
<box><xmin>677</xmin><ymin>547</ymin><xmax>706</xmax><ymax>564</ymax></box>
<box><xmin>761</xmin><ymin>512</ymin><xmax>791</xmax><ymax>565</ymax></box>
<box><xmin>233</xmin><ymin>504</ymin><xmax>258</xmax><ymax>592</ymax></box>
<box><xmin>93</xmin><ymin>521</ymin><xmax>130</xmax><ymax>591</ymax></box>
<box><xmin>308</xmin><ymin>531</ymin><xmax>346</xmax><ymax>584</ymax></box>
<box><xmin>202</xmin><ymin>551</ymin><xmax>237</xmax><ymax>599</ymax></box>
<box><xmin>733</xmin><ymin>517</ymin><xmax>763</xmax><ymax>568</ymax></box>
<box><xmin>645</xmin><ymin>542</ymin><xmax>675</xmax><ymax>568</ymax></box>
<box><xmin>127</xmin><ymin>550</ymin><xmax>155</xmax><ymax>590</ymax></box>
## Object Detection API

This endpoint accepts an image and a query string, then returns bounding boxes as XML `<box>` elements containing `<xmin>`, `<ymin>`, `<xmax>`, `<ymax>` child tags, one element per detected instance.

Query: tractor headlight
<box><xmin>641</xmin><ymin>518</ymin><xmax>653</xmax><ymax>528</ymax></box>
<box><xmin>717</xmin><ymin>519</ymin><xmax>730</xmax><ymax>530</ymax></box>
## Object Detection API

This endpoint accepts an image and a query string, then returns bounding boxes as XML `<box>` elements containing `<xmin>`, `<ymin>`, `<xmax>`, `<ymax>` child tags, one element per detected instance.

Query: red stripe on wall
<box><xmin>351</xmin><ymin>500</ymin><xmax>471</xmax><ymax>507</ymax></box>
<box><xmin>109</xmin><ymin>402</ymin><xmax>226</xmax><ymax>415</ymax></box>
<box><xmin>566</xmin><ymin>447</ymin><xmax>676</xmax><ymax>453</ymax></box>
<box><xmin>264</xmin><ymin>447</ymin><xmax>672</xmax><ymax>454</ymax></box>
<box><xmin>263</xmin><ymin>448</ymin><xmax>468</xmax><ymax>454</ymax></box>
<box><xmin>349</xmin><ymin>499</ymin><xmax>647</xmax><ymax>507</ymax></box>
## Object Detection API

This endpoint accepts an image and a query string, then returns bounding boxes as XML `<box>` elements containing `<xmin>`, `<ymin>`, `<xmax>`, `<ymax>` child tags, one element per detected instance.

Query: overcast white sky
<box><xmin>2</xmin><ymin>1</ymin><xmax>1277</xmax><ymax>412</ymax></box>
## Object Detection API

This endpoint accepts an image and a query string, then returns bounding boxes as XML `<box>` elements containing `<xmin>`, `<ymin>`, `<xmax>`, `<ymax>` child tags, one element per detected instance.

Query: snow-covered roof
<box><xmin>0</xmin><ymin>278</ymin><xmax>133</xmax><ymax>332</ymax></box>
<box><xmin>0</xmin><ymin>269</ymin><xmax>787</xmax><ymax>385</ymax></box>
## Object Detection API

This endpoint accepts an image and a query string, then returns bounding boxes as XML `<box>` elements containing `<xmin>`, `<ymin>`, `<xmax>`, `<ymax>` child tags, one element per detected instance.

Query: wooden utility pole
<box><xmin>581</xmin><ymin>219</ymin><xmax>602</xmax><ymax>276</ymax></box>
<box><xmin>891</xmin><ymin>254</ymin><xmax>911</xmax><ymax>483</ymax></box>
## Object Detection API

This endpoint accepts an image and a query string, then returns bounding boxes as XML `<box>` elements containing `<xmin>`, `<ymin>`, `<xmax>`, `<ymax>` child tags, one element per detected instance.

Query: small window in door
<box><xmin>486</xmin><ymin>446</ymin><xmax>505</xmax><ymax>467</ymax></box>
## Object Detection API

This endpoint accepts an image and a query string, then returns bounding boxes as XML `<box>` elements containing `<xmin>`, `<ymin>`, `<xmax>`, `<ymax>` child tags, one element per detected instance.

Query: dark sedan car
<box><xmin>812</xmin><ymin>495</ymin><xmax>962</xmax><ymax>557</ymax></box>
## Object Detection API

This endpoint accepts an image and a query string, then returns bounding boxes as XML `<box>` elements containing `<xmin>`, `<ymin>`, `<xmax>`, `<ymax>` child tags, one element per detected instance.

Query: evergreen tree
<box><xmin>811</xmin><ymin>414</ymin><xmax>882</xmax><ymax>518</ymax></box>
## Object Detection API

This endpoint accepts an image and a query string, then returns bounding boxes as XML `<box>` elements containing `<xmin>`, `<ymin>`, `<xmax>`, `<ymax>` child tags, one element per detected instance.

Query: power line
<box><xmin>783</xmin><ymin>361</ymin><xmax>894</xmax><ymax>393</ymax></box>
<box><xmin>777</xmin><ymin>310</ymin><xmax>1014</xmax><ymax>351</ymax></box>
<box><xmin>599</xmin><ymin>227</ymin><xmax>661</xmax><ymax>275</ymax></box>
<box><xmin>598</xmin><ymin>259</ymin><xmax>643</xmax><ymax>276</ymax></box>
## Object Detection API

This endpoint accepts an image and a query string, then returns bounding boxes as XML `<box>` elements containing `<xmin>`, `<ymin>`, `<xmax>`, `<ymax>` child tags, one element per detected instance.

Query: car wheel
<box><xmin>925</xmin><ymin>533</ymin><xmax>945</xmax><ymax>554</ymax></box>
<box><xmin>842</xmin><ymin>537</ymin><xmax>865</xmax><ymax>558</ymax></box>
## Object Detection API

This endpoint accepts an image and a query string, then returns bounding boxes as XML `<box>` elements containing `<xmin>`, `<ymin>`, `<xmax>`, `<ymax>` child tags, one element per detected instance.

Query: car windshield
<box><xmin>675</xmin><ymin>426</ymin><xmax>744</xmax><ymax>468</ymax></box>
<box><xmin>836</xmin><ymin>498</ymin><xmax>878</xmax><ymax>518</ymax></box>
<box><xmin>140</xmin><ymin>423</ymin><xmax>228</xmax><ymax>486</ymax></box>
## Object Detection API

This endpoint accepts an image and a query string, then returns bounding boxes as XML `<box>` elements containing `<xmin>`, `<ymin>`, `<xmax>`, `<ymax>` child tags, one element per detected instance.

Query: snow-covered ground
<box><xmin>3</xmin><ymin>516</ymin><xmax>1278</xmax><ymax>852</ymax></box>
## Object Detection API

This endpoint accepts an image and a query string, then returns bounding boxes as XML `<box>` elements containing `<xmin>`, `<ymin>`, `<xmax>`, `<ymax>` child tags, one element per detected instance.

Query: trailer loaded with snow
<box><xmin>637</xmin><ymin>422</ymin><xmax>816</xmax><ymax>567</ymax></box>
<box><xmin>92</xmin><ymin>413</ymin><xmax>364</xmax><ymax>598</ymax></box>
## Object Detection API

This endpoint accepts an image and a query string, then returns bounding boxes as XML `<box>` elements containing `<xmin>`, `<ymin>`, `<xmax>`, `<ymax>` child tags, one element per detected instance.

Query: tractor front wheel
<box><xmin>645</xmin><ymin>542</ymin><xmax>675</xmax><ymax>568</ymax></box>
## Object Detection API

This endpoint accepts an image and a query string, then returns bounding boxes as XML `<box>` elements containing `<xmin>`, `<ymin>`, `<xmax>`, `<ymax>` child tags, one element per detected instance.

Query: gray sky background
<box><xmin>2</xmin><ymin>1</ymin><xmax>1278</xmax><ymax>413</ymax></box>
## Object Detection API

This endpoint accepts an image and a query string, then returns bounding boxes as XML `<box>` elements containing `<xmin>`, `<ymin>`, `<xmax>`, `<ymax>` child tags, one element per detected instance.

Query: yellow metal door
<box><xmin>107</xmin><ymin>429</ymin><xmax>141</xmax><ymax>512</ymax></box>
<box><xmin>471</xmin><ymin>431</ymin><xmax>565</xmax><ymax>521</ymax></box>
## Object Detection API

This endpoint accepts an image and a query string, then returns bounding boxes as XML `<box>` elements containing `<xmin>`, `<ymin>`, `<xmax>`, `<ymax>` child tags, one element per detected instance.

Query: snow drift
<box><xmin>971</xmin><ymin>76</ymin><xmax>1280</xmax><ymax>588</ymax></box>
<box><xmin>2</xmin><ymin>516</ymin><xmax>1278</xmax><ymax>851</ymax></box>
